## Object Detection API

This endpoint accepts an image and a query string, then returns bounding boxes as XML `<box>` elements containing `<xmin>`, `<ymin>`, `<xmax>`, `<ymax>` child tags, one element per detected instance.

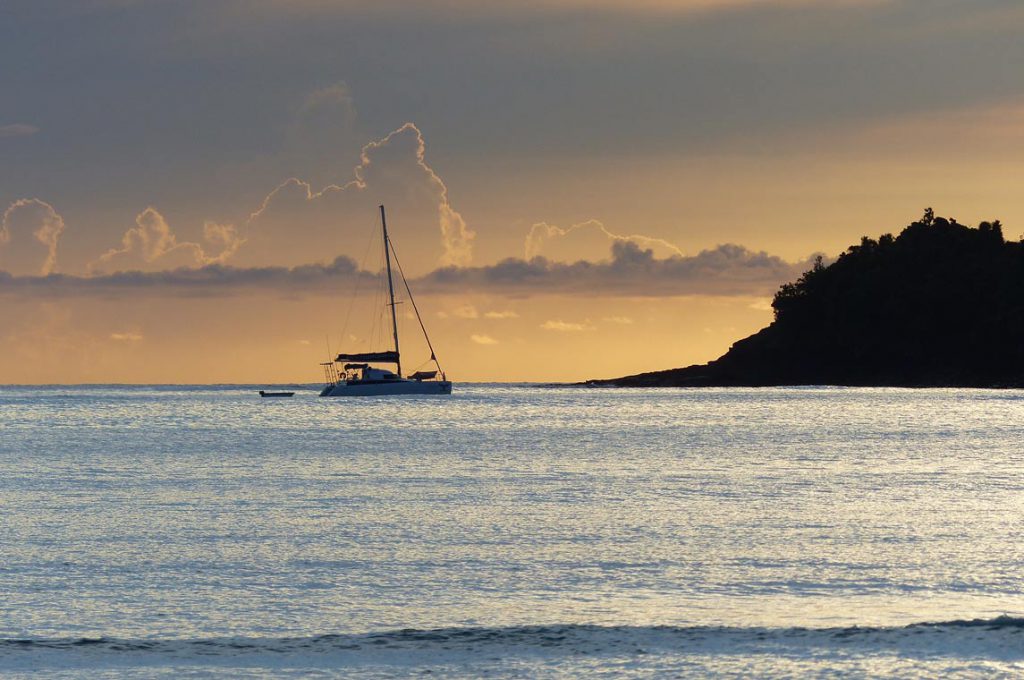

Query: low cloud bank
<box><xmin>0</xmin><ymin>242</ymin><xmax>822</xmax><ymax>299</ymax></box>
<box><xmin>0</xmin><ymin>256</ymin><xmax>369</xmax><ymax>298</ymax></box>
<box><xmin>421</xmin><ymin>241</ymin><xmax>822</xmax><ymax>297</ymax></box>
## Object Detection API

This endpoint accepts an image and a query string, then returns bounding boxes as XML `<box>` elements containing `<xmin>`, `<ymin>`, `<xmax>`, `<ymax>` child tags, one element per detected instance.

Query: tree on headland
<box><xmin>593</xmin><ymin>209</ymin><xmax>1024</xmax><ymax>387</ymax></box>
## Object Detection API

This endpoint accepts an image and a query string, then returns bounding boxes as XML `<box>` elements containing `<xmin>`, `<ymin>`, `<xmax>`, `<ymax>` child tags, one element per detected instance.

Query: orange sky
<box><xmin>1</xmin><ymin>1</ymin><xmax>1022</xmax><ymax>383</ymax></box>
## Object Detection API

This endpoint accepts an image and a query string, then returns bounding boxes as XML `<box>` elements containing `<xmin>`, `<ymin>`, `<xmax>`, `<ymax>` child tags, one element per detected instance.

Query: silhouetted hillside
<box><xmin>589</xmin><ymin>210</ymin><xmax>1024</xmax><ymax>387</ymax></box>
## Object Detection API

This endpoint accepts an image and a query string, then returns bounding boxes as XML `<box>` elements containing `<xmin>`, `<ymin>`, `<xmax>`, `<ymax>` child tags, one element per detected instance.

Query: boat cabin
<box><xmin>342</xmin><ymin>362</ymin><xmax>401</xmax><ymax>383</ymax></box>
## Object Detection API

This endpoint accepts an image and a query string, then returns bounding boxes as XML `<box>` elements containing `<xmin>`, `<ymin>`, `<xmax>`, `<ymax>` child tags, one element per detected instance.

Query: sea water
<box><xmin>1</xmin><ymin>385</ymin><xmax>1023</xmax><ymax>677</ymax></box>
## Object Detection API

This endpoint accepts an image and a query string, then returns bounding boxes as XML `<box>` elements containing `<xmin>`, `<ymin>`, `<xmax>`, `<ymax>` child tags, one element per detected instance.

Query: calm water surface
<box><xmin>1</xmin><ymin>385</ymin><xmax>1023</xmax><ymax>677</ymax></box>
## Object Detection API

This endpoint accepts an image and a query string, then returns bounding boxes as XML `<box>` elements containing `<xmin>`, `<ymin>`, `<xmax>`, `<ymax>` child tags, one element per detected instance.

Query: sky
<box><xmin>2</xmin><ymin>0</ymin><xmax>1023</xmax><ymax>383</ymax></box>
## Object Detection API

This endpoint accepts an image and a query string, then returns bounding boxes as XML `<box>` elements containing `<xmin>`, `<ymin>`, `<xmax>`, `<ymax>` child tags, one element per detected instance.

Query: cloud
<box><xmin>470</xmin><ymin>334</ymin><xmax>499</xmax><ymax>345</ymax></box>
<box><xmin>242</xmin><ymin>122</ymin><xmax>474</xmax><ymax>271</ymax></box>
<box><xmin>0</xmin><ymin>240</ymin><xmax>821</xmax><ymax>299</ymax></box>
<box><xmin>299</xmin><ymin>83</ymin><xmax>356</xmax><ymax>120</ymax></box>
<box><xmin>187</xmin><ymin>0</ymin><xmax>1004</xmax><ymax>163</ymax></box>
<box><xmin>356</xmin><ymin>122</ymin><xmax>475</xmax><ymax>267</ymax></box>
<box><xmin>236</xmin><ymin>0</ymin><xmax>884</xmax><ymax>20</ymax></box>
<box><xmin>75</xmin><ymin>119</ymin><xmax>471</xmax><ymax>276</ymax></box>
<box><xmin>7</xmin><ymin>0</ymin><xmax>1022</xmax><ymax>194</ymax></box>
<box><xmin>110</xmin><ymin>332</ymin><xmax>143</xmax><ymax>342</ymax></box>
<box><xmin>0</xmin><ymin>199</ymin><xmax>65</xmax><ymax>276</ymax></box>
<box><xmin>525</xmin><ymin>219</ymin><xmax>684</xmax><ymax>262</ymax></box>
<box><xmin>202</xmin><ymin>221</ymin><xmax>245</xmax><ymax>260</ymax></box>
<box><xmin>0</xmin><ymin>255</ymin><xmax>371</xmax><ymax>298</ymax></box>
<box><xmin>541</xmin><ymin>320</ymin><xmax>594</xmax><ymax>332</ymax></box>
<box><xmin>0</xmin><ymin>123</ymin><xmax>38</xmax><ymax>138</ymax></box>
<box><xmin>452</xmin><ymin>304</ymin><xmax>479</xmax><ymax>319</ymax></box>
<box><xmin>89</xmin><ymin>207</ymin><xmax>243</xmax><ymax>273</ymax></box>
<box><xmin>484</xmin><ymin>310</ymin><xmax>519</xmax><ymax>319</ymax></box>
<box><xmin>422</xmin><ymin>240</ymin><xmax>823</xmax><ymax>297</ymax></box>
<box><xmin>602</xmin><ymin>316</ymin><xmax>633</xmax><ymax>324</ymax></box>
<box><xmin>283</xmin><ymin>82</ymin><xmax>360</xmax><ymax>185</ymax></box>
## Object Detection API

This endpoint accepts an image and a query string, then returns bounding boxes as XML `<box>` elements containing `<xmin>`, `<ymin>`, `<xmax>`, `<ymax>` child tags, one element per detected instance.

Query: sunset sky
<box><xmin>2</xmin><ymin>0</ymin><xmax>1023</xmax><ymax>383</ymax></box>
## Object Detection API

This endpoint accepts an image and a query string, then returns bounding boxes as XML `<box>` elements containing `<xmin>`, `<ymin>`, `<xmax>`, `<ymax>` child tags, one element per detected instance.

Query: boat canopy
<box><xmin>409</xmin><ymin>370</ymin><xmax>437</xmax><ymax>381</ymax></box>
<box><xmin>335</xmin><ymin>351</ymin><xmax>400</xmax><ymax>364</ymax></box>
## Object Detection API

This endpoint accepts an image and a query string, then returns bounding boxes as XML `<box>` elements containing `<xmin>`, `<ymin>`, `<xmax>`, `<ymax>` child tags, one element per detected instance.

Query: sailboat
<box><xmin>319</xmin><ymin>205</ymin><xmax>453</xmax><ymax>397</ymax></box>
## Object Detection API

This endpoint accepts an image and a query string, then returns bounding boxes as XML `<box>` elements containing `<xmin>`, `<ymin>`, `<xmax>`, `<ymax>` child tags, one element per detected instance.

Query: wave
<box><xmin>3</xmin><ymin>617</ymin><xmax>1023</xmax><ymax>671</ymax></box>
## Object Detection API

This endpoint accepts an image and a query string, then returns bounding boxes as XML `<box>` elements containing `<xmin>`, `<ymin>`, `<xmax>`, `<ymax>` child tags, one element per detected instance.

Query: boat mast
<box><xmin>387</xmin><ymin>238</ymin><xmax>445</xmax><ymax>380</ymax></box>
<box><xmin>380</xmin><ymin>204</ymin><xmax>402</xmax><ymax>377</ymax></box>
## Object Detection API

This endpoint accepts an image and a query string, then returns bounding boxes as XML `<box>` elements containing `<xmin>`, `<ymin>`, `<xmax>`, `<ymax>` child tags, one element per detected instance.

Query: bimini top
<box><xmin>335</xmin><ymin>351</ymin><xmax>400</xmax><ymax>364</ymax></box>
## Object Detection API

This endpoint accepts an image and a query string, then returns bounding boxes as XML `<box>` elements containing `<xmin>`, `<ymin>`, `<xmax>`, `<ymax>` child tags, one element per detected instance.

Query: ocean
<box><xmin>1</xmin><ymin>384</ymin><xmax>1023</xmax><ymax>677</ymax></box>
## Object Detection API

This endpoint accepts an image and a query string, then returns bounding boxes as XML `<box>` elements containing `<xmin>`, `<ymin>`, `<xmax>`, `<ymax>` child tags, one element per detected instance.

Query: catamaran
<box><xmin>319</xmin><ymin>206</ymin><xmax>452</xmax><ymax>397</ymax></box>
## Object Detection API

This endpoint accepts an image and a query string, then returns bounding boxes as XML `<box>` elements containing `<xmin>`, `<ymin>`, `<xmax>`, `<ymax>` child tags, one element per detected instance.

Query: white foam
<box><xmin>3</xmin><ymin>619</ymin><xmax>1024</xmax><ymax>675</ymax></box>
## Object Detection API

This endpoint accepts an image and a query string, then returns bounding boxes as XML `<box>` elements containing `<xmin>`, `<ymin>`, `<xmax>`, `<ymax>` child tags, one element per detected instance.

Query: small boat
<box><xmin>319</xmin><ymin>205</ymin><xmax>453</xmax><ymax>397</ymax></box>
<box><xmin>259</xmin><ymin>390</ymin><xmax>295</xmax><ymax>398</ymax></box>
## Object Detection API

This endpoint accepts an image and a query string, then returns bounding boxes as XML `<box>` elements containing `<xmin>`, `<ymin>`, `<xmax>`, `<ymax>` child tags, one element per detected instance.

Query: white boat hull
<box><xmin>319</xmin><ymin>380</ymin><xmax>452</xmax><ymax>397</ymax></box>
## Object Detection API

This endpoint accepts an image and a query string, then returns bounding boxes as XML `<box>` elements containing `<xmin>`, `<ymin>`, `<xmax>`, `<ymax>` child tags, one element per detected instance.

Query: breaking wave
<box><xmin>3</xmin><ymin>617</ymin><xmax>1024</xmax><ymax>672</ymax></box>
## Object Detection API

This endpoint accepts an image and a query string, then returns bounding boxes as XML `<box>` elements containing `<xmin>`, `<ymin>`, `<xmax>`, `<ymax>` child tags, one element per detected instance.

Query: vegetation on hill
<box><xmin>590</xmin><ymin>210</ymin><xmax>1024</xmax><ymax>387</ymax></box>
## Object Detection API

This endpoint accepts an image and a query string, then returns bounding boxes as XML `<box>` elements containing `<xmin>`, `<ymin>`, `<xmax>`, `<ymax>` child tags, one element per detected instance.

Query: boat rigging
<box><xmin>319</xmin><ymin>205</ymin><xmax>452</xmax><ymax>397</ymax></box>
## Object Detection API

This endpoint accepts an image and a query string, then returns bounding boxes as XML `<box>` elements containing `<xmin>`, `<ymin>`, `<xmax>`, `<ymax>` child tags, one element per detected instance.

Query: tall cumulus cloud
<box><xmin>89</xmin><ymin>208</ymin><xmax>243</xmax><ymax>273</ymax></box>
<box><xmin>53</xmin><ymin>121</ymin><xmax>474</xmax><ymax>276</ymax></box>
<box><xmin>239</xmin><ymin>122</ymin><xmax>474</xmax><ymax>273</ymax></box>
<box><xmin>0</xmin><ymin>199</ymin><xmax>65</xmax><ymax>276</ymax></box>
